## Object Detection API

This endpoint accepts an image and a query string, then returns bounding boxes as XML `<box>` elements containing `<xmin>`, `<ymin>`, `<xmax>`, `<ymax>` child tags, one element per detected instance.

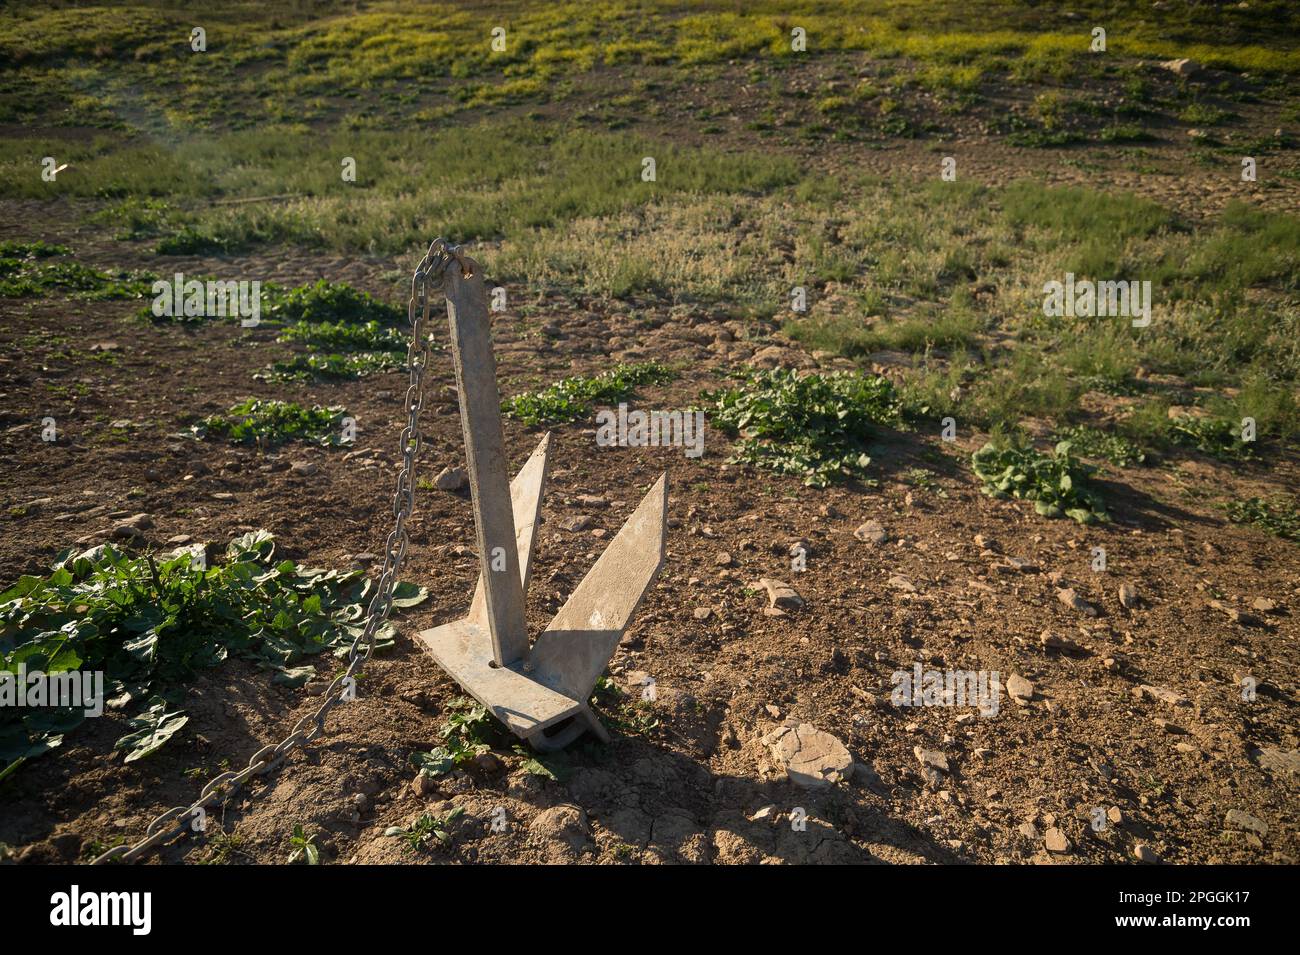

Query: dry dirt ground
<box><xmin>2</xmin><ymin>133</ymin><xmax>1298</xmax><ymax>865</ymax></box>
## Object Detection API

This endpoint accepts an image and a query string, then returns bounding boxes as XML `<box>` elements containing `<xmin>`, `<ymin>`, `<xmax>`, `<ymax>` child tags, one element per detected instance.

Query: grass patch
<box><xmin>704</xmin><ymin>367</ymin><xmax>903</xmax><ymax>487</ymax></box>
<box><xmin>502</xmin><ymin>361</ymin><xmax>675</xmax><ymax>426</ymax></box>
<box><xmin>971</xmin><ymin>440</ymin><xmax>1109</xmax><ymax>523</ymax></box>
<box><xmin>0</xmin><ymin>531</ymin><xmax>427</xmax><ymax>781</ymax></box>
<box><xmin>1225</xmin><ymin>497</ymin><xmax>1300</xmax><ymax>542</ymax></box>
<box><xmin>194</xmin><ymin>399</ymin><xmax>351</xmax><ymax>446</ymax></box>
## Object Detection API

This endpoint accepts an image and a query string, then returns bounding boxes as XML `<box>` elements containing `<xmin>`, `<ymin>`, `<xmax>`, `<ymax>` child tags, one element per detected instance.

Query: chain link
<box><xmin>91</xmin><ymin>239</ymin><xmax>467</xmax><ymax>865</ymax></box>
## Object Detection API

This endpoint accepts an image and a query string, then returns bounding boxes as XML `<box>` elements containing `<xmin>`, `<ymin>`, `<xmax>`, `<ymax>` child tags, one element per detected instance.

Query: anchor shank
<box><xmin>442</xmin><ymin>257</ymin><xmax>529</xmax><ymax>666</ymax></box>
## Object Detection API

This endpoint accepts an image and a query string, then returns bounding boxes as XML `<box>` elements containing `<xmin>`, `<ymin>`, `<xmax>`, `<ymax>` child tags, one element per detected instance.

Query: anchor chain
<box><xmin>91</xmin><ymin>239</ymin><xmax>467</xmax><ymax>865</ymax></box>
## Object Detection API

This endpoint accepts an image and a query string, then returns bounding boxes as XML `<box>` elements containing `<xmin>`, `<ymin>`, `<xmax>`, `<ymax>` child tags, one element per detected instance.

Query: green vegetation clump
<box><xmin>278</xmin><ymin>319</ymin><xmax>407</xmax><ymax>351</ymax></box>
<box><xmin>263</xmin><ymin>280</ymin><xmax>404</xmax><ymax>326</ymax></box>
<box><xmin>411</xmin><ymin>698</ymin><xmax>499</xmax><ymax>777</ymax></box>
<box><xmin>503</xmin><ymin>361</ymin><xmax>675</xmax><ymax>425</ymax></box>
<box><xmin>259</xmin><ymin>352</ymin><xmax>404</xmax><ymax>382</ymax></box>
<box><xmin>704</xmin><ymin>368</ymin><xmax>903</xmax><ymax>487</ymax></box>
<box><xmin>1225</xmin><ymin>497</ymin><xmax>1300</xmax><ymax>541</ymax></box>
<box><xmin>1053</xmin><ymin>425</ymin><xmax>1147</xmax><ymax>467</ymax></box>
<box><xmin>972</xmin><ymin>440</ymin><xmax>1109</xmax><ymax>524</ymax></box>
<box><xmin>195</xmin><ymin>399</ymin><xmax>350</xmax><ymax>445</ymax></box>
<box><xmin>1167</xmin><ymin>414</ymin><xmax>1256</xmax><ymax>460</ymax></box>
<box><xmin>0</xmin><ymin>251</ymin><xmax>154</xmax><ymax>299</ymax></box>
<box><xmin>0</xmin><ymin>531</ymin><xmax>428</xmax><ymax>780</ymax></box>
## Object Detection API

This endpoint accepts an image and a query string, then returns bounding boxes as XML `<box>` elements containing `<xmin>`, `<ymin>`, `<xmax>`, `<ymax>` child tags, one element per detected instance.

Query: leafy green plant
<box><xmin>1168</xmin><ymin>414</ymin><xmax>1256</xmax><ymax>460</ymax></box>
<box><xmin>704</xmin><ymin>368</ymin><xmax>903</xmax><ymax>487</ymax></box>
<box><xmin>385</xmin><ymin>807</ymin><xmax>465</xmax><ymax>851</ymax></box>
<box><xmin>262</xmin><ymin>280</ymin><xmax>403</xmax><ymax>326</ymax></box>
<box><xmin>411</xmin><ymin>697</ymin><xmax>501</xmax><ymax>777</ymax></box>
<box><xmin>1226</xmin><ymin>496</ymin><xmax>1300</xmax><ymax>542</ymax></box>
<box><xmin>0</xmin><ymin>257</ymin><xmax>155</xmax><ymax>300</ymax></box>
<box><xmin>0</xmin><ymin>531</ymin><xmax>427</xmax><ymax>781</ymax></box>
<box><xmin>277</xmin><ymin>319</ymin><xmax>408</xmax><ymax>352</ymax></box>
<box><xmin>972</xmin><ymin>440</ymin><xmax>1109</xmax><ymax>524</ymax></box>
<box><xmin>1052</xmin><ymin>425</ymin><xmax>1147</xmax><ymax>467</ymax></box>
<box><xmin>194</xmin><ymin>399</ymin><xmax>350</xmax><ymax>445</ymax></box>
<box><xmin>589</xmin><ymin>676</ymin><xmax>660</xmax><ymax>738</ymax></box>
<box><xmin>258</xmin><ymin>352</ymin><xmax>404</xmax><ymax>382</ymax></box>
<box><xmin>0</xmin><ymin>240</ymin><xmax>71</xmax><ymax>258</ymax></box>
<box><xmin>288</xmin><ymin>825</ymin><xmax>320</xmax><ymax>865</ymax></box>
<box><xmin>503</xmin><ymin>361</ymin><xmax>675</xmax><ymax>425</ymax></box>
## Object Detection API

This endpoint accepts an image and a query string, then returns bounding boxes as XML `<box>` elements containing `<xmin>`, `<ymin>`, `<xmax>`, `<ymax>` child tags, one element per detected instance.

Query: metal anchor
<box><xmin>417</xmin><ymin>251</ymin><xmax>667</xmax><ymax>751</ymax></box>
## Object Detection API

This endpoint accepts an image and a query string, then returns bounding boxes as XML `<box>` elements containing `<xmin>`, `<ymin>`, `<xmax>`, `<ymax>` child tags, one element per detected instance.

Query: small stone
<box><xmin>1134</xmin><ymin>684</ymin><xmax>1188</xmax><ymax>708</ymax></box>
<box><xmin>854</xmin><ymin>520</ymin><xmax>887</xmax><ymax>545</ymax></box>
<box><xmin>1018</xmin><ymin>822</ymin><xmax>1040</xmax><ymax>840</ymax></box>
<box><xmin>1208</xmin><ymin>600</ymin><xmax>1261</xmax><ymax>627</ymax></box>
<box><xmin>1040</xmin><ymin>630</ymin><xmax>1085</xmax><ymax>654</ymax></box>
<box><xmin>471</xmin><ymin>753</ymin><xmax>503</xmax><ymax>774</ymax></box>
<box><xmin>755</xmin><ymin>578</ymin><xmax>803</xmax><ymax>611</ymax></box>
<box><xmin>290</xmin><ymin>460</ymin><xmax>318</xmax><ymax>476</ymax></box>
<box><xmin>974</xmin><ymin>534</ymin><xmax>997</xmax><ymax>551</ymax></box>
<box><xmin>888</xmin><ymin>575</ymin><xmax>917</xmax><ymax>593</ymax></box>
<box><xmin>1224</xmin><ymin>809</ymin><xmax>1268</xmax><ymax>837</ymax></box>
<box><xmin>1251</xmin><ymin>597</ymin><xmax>1278</xmax><ymax>614</ymax></box>
<box><xmin>1057</xmin><ymin>588</ymin><xmax>1098</xmax><ymax>616</ymax></box>
<box><xmin>1106</xmin><ymin>806</ymin><xmax>1125</xmax><ymax>826</ymax></box>
<box><xmin>1133</xmin><ymin>844</ymin><xmax>1161</xmax><ymax>864</ymax></box>
<box><xmin>561</xmin><ymin>514</ymin><xmax>593</xmax><ymax>533</ymax></box>
<box><xmin>411</xmin><ymin>774</ymin><xmax>436</xmax><ymax>797</ymax></box>
<box><xmin>1118</xmin><ymin>582</ymin><xmax>1140</xmax><ymax>609</ymax></box>
<box><xmin>913</xmin><ymin>746</ymin><xmax>949</xmax><ymax>774</ymax></box>
<box><xmin>1006</xmin><ymin>674</ymin><xmax>1035</xmax><ymax>704</ymax></box>
<box><xmin>1160</xmin><ymin>57</ymin><xmax>1201</xmax><ymax>77</ymax></box>
<box><xmin>765</xmin><ymin>722</ymin><xmax>855</xmax><ymax>788</ymax></box>
<box><xmin>434</xmin><ymin>466</ymin><xmax>467</xmax><ymax>491</ymax></box>
<box><xmin>1003</xmin><ymin>556</ymin><xmax>1038</xmax><ymax>573</ymax></box>
<box><xmin>748</xmin><ymin>804</ymin><xmax>777</xmax><ymax>823</ymax></box>
<box><xmin>714</xmin><ymin>551</ymin><xmax>733</xmax><ymax>567</ymax></box>
<box><xmin>1255</xmin><ymin>747</ymin><xmax>1300</xmax><ymax>777</ymax></box>
<box><xmin>1044</xmin><ymin>827</ymin><xmax>1071</xmax><ymax>853</ymax></box>
<box><xmin>693</xmin><ymin>607</ymin><xmax>712</xmax><ymax>621</ymax></box>
<box><xmin>575</xmin><ymin>494</ymin><xmax>608</xmax><ymax>508</ymax></box>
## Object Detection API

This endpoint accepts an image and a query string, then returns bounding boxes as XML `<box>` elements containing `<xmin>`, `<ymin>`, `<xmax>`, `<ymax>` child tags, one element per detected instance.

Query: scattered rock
<box><xmin>1040</xmin><ymin>630</ymin><xmax>1085</xmax><ymax>654</ymax></box>
<box><xmin>290</xmin><ymin>460</ymin><xmax>318</xmax><ymax>476</ymax></box>
<box><xmin>755</xmin><ymin>577</ymin><xmax>803</xmax><ymax>611</ymax></box>
<box><xmin>1003</xmin><ymin>556</ymin><xmax>1038</xmax><ymax>573</ymax></box>
<box><xmin>1133</xmin><ymin>844</ymin><xmax>1162</xmax><ymax>864</ymax></box>
<box><xmin>433</xmin><ymin>466</ymin><xmax>467</xmax><ymax>491</ymax></box>
<box><xmin>561</xmin><ymin>514</ymin><xmax>593</xmax><ymax>533</ymax></box>
<box><xmin>913</xmin><ymin>746</ymin><xmax>949</xmax><ymax>774</ymax></box>
<box><xmin>1018</xmin><ymin>821</ymin><xmax>1040</xmax><ymax>840</ymax></box>
<box><xmin>692</xmin><ymin>606</ymin><xmax>712</xmax><ymax>621</ymax></box>
<box><xmin>1044</xmin><ymin>827</ymin><xmax>1071</xmax><ymax>853</ymax></box>
<box><xmin>1057</xmin><ymin>588</ymin><xmax>1098</xmax><ymax>616</ymax></box>
<box><xmin>714</xmin><ymin>551</ymin><xmax>733</xmax><ymax>567</ymax></box>
<box><xmin>1118</xmin><ymin>582</ymin><xmax>1140</xmax><ymax>609</ymax></box>
<box><xmin>1133</xmin><ymin>684</ymin><xmax>1188</xmax><ymax>708</ymax></box>
<box><xmin>1254</xmin><ymin>747</ymin><xmax>1300</xmax><ymax>777</ymax></box>
<box><xmin>764</xmin><ymin>722</ymin><xmax>855</xmax><ymax>788</ymax></box>
<box><xmin>411</xmin><ymin>774</ymin><xmax>437</xmax><ymax>797</ymax></box>
<box><xmin>1208</xmin><ymin>600</ymin><xmax>1262</xmax><ymax>627</ymax></box>
<box><xmin>1160</xmin><ymin>57</ymin><xmax>1201</xmax><ymax>77</ymax></box>
<box><xmin>1251</xmin><ymin>597</ymin><xmax>1278</xmax><ymax>614</ymax></box>
<box><xmin>854</xmin><ymin>520</ymin><xmax>887</xmax><ymax>545</ymax></box>
<box><xmin>1224</xmin><ymin>809</ymin><xmax>1268</xmax><ymax>837</ymax></box>
<box><xmin>1006</xmin><ymin>674</ymin><xmax>1035</xmax><ymax>705</ymax></box>
<box><xmin>888</xmin><ymin>575</ymin><xmax>917</xmax><ymax>593</ymax></box>
<box><xmin>748</xmin><ymin>804</ymin><xmax>778</xmax><ymax>824</ymax></box>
